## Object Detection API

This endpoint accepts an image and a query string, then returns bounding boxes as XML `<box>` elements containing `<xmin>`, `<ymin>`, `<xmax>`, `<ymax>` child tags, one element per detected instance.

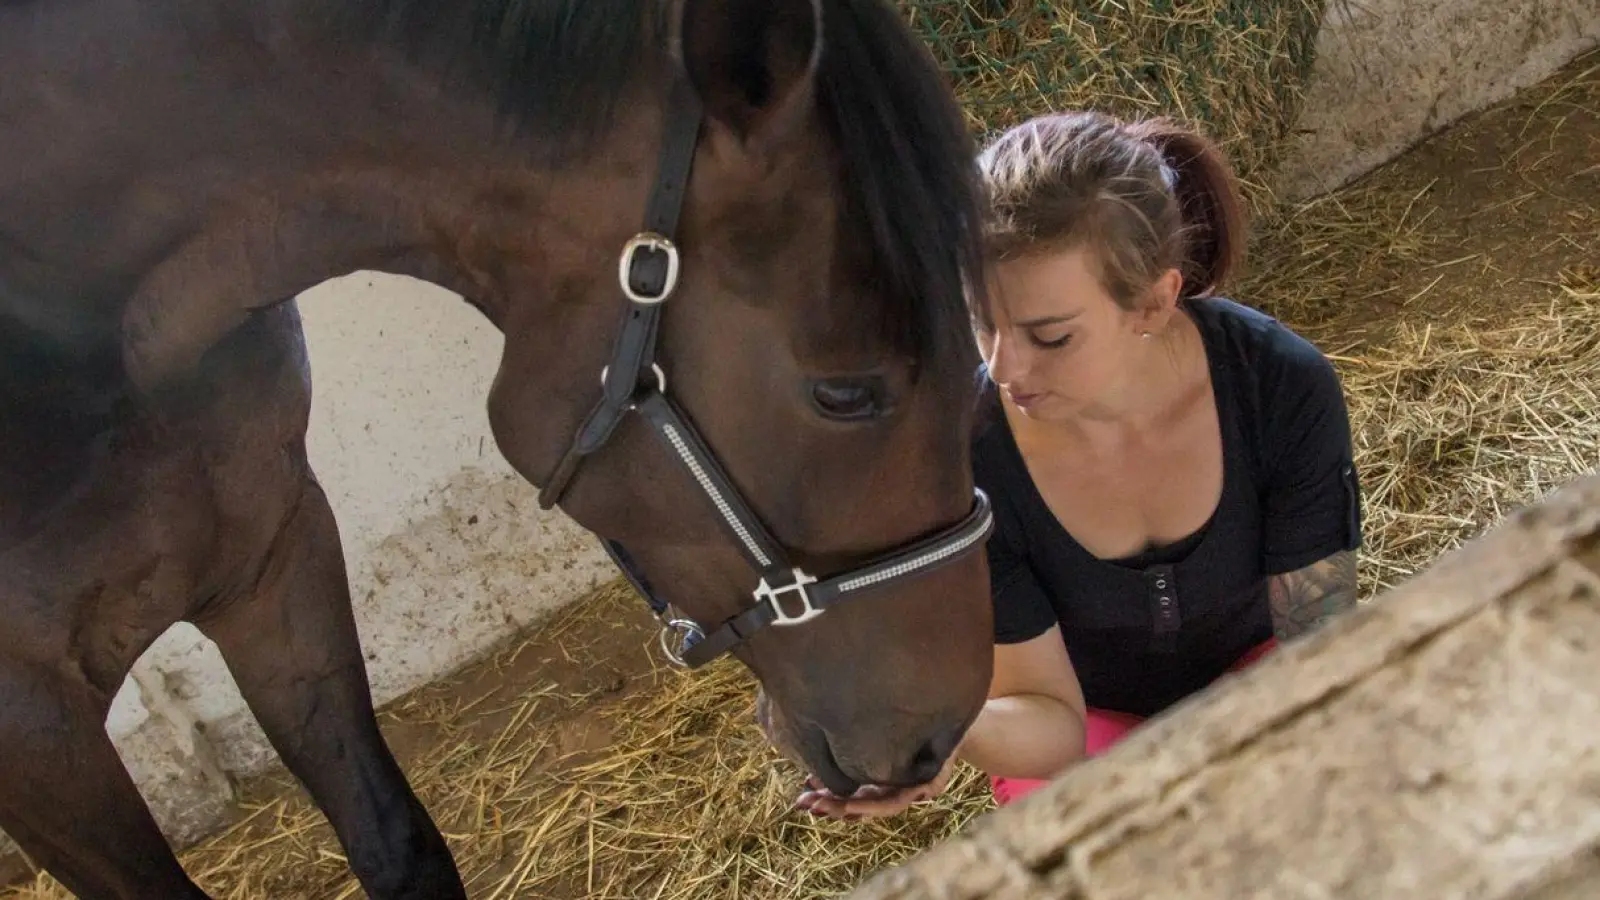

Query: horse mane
<box><xmin>343</xmin><ymin>0</ymin><xmax>985</xmax><ymax>379</ymax></box>
<box><xmin>341</xmin><ymin>0</ymin><xmax>657</xmax><ymax>155</ymax></box>
<box><xmin>812</xmin><ymin>0</ymin><xmax>986</xmax><ymax>380</ymax></box>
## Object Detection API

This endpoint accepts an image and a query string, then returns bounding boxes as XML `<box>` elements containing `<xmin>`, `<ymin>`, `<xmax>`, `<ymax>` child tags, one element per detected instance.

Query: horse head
<box><xmin>482</xmin><ymin>0</ymin><xmax>995</xmax><ymax>795</ymax></box>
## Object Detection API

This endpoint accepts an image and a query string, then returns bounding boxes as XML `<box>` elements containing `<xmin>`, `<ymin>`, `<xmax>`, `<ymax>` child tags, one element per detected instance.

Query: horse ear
<box><xmin>671</xmin><ymin>0</ymin><xmax>823</xmax><ymax>156</ymax></box>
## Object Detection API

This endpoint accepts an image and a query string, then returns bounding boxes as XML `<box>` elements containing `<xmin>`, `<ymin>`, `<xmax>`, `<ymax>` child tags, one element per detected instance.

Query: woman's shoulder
<box><xmin>1188</xmin><ymin>295</ymin><xmax>1341</xmax><ymax>396</ymax></box>
<box><xmin>1190</xmin><ymin>296</ymin><xmax>1352</xmax><ymax>485</ymax></box>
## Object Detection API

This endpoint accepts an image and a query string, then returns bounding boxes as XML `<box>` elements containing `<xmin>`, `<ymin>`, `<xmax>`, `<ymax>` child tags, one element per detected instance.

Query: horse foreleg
<box><xmin>193</xmin><ymin>475</ymin><xmax>466</xmax><ymax>900</ymax></box>
<box><xmin>0</xmin><ymin>658</ymin><xmax>211</xmax><ymax>900</ymax></box>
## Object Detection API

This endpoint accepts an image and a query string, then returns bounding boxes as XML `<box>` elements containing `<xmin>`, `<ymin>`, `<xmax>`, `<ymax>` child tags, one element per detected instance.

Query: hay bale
<box><xmin>897</xmin><ymin>0</ymin><xmax>1329</xmax><ymax>212</ymax></box>
<box><xmin>842</xmin><ymin>469</ymin><xmax>1600</xmax><ymax>900</ymax></box>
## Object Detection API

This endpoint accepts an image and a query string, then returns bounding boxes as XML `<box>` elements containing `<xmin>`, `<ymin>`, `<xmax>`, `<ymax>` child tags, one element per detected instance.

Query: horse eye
<box><xmin>809</xmin><ymin>377</ymin><xmax>888</xmax><ymax>422</ymax></box>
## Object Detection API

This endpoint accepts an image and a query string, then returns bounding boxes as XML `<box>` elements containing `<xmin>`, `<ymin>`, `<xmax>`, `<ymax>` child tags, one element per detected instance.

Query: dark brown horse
<box><xmin>0</xmin><ymin>0</ymin><xmax>997</xmax><ymax>896</ymax></box>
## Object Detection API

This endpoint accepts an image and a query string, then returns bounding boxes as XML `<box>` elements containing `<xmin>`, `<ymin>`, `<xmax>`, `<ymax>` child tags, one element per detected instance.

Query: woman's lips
<box><xmin>1007</xmin><ymin>390</ymin><xmax>1042</xmax><ymax>409</ymax></box>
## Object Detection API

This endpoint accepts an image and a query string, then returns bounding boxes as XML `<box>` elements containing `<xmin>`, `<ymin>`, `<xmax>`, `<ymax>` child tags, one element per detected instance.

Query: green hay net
<box><xmin>897</xmin><ymin>0</ymin><xmax>1329</xmax><ymax>211</ymax></box>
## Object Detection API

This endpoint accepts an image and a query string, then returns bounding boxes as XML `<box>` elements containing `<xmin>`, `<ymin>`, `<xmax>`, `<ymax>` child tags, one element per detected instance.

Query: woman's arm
<box><xmin>1251</xmin><ymin>321</ymin><xmax>1363</xmax><ymax>640</ymax></box>
<box><xmin>958</xmin><ymin>624</ymin><xmax>1088</xmax><ymax>780</ymax></box>
<box><xmin>1266</xmin><ymin>548</ymin><xmax>1359</xmax><ymax>641</ymax></box>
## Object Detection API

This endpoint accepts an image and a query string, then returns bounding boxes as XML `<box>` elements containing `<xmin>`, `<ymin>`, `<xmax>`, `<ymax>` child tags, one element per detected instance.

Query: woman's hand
<box><xmin>789</xmin><ymin>626</ymin><xmax>1090</xmax><ymax>822</ymax></box>
<box><xmin>792</xmin><ymin>743</ymin><xmax>963</xmax><ymax>821</ymax></box>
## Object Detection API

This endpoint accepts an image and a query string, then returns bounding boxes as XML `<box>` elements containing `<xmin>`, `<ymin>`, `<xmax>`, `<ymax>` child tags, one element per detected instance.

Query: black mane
<box><xmin>813</xmin><ymin>0</ymin><xmax>987</xmax><ymax>379</ymax></box>
<box><xmin>346</xmin><ymin>0</ymin><xmax>985</xmax><ymax>379</ymax></box>
<box><xmin>342</xmin><ymin>0</ymin><xmax>658</xmax><ymax>154</ymax></box>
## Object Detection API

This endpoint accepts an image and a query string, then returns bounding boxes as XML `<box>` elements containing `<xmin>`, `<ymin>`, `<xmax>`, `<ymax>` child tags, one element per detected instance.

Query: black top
<box><xmin>972</xmin><ymin>297</ymin><xmax>1362</xmax><ymax>717</ymax></box>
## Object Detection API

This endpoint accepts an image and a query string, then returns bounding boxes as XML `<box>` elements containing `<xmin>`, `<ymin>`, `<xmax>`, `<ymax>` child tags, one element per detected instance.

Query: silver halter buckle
<box><xmin>618</xmin><ymin>232</ymin><xmax>680</xmax><ymax>304</ymax></box>
<box><xmin>755</xmin><ymin>568</ymin><xmax>823</xmax><ymax>627</ymax></box>
<box><xmin>658</xmin><ymin>616</ymin><xmax>707</xmax><ymax>668</ymax></box>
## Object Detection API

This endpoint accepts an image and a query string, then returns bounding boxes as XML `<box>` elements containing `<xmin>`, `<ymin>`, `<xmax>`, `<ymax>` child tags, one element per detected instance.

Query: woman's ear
<box><xmin>1133</xmin><ymin>267</ymin><xmax>1184</xmax><ymax>336</ymax></box>
<box><xmin>1153</xmin><ymin>267</ymin><xmax>1184</xmax><ymax>309</ymax></box>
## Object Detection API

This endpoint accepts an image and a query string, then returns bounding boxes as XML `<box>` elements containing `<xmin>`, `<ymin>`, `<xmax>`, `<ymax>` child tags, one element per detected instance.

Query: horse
<box><xmin>0</xmin><ymin>0</ymin><xmax>999</xmax><ymax>896</ymax></box>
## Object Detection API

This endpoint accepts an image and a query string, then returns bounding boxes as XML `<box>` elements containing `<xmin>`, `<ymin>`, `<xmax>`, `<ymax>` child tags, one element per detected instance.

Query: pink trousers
<box><xmin>990</xmin><ymin>638</ymin><xmax>1279</xmax><ymax>807</ymax></box>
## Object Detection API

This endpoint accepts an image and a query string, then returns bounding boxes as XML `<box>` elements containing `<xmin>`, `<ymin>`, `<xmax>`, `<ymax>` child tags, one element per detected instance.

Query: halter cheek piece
<box><xmin>536</xmin><ymin>74</ymin><xmax>994</xmax><ymax>670</ymax></box>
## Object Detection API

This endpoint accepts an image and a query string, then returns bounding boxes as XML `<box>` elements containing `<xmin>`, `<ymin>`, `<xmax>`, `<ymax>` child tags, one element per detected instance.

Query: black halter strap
<box><xmin>536</xmin><ymin>72</ymin><xmax>995</xmax><ymax>670</ymax></box>
<box><xmin>537</xmin><ymin>73</ymin><xmax>704</xmax><ymax>508</ymax></box>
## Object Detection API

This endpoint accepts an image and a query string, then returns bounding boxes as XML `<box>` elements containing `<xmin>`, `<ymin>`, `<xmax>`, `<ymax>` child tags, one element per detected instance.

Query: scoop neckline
<box><xmin>987</xmin><ymin>301</ymin><xmax>1237</xmax><ymax>569</ymax></box>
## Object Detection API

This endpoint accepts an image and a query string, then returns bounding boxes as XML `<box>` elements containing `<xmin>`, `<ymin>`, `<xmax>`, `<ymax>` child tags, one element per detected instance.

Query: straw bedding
<box><xmin>3</xmin><ymin>41</ymin><xmax>1595</xmax><ymax>900</ymax></box>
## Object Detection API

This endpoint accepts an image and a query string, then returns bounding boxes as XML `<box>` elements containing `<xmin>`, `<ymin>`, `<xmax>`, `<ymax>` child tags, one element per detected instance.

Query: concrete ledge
<box><xmin>844</xmin><ymin>472</ymin><xmax>1600</xmax><ymax>900</ymax></box>
<box><xmin>1279</xmin><ymin>0</ymin><xmax>1599</xmax><ymax>201</ymax></box>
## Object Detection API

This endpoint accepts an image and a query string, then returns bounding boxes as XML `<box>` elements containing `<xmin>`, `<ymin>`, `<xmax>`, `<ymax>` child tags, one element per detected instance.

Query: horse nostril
<box><xmin>906</xmin><ymin>739</ymin><xmax>944</xmax><ymax>785</ymax></box>
<box><xmin>904</xmin><ymin>723</ymin><xmax>964</xmax><ymax>785</ymax></box>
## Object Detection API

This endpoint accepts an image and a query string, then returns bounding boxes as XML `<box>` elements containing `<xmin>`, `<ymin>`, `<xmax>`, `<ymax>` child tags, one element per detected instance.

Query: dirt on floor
<box><xmin>3</xmin><ymin>46</ymin><xmax>1596</xmax><ymax>900</ymax></box>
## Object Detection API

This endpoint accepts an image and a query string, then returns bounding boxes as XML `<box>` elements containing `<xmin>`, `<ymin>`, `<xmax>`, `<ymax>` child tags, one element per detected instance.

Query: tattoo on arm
<box><xmin>1266</xmin><ymin>549</ymin><xmax>1359</xmax><ymax>640</ymax></box>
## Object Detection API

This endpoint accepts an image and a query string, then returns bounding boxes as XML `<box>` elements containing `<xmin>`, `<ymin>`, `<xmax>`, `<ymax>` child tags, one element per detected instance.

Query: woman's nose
<box><xmin>985</xmin><ymin>333</ymin><xmax>1021</xmax><ymax>383</ymax></box>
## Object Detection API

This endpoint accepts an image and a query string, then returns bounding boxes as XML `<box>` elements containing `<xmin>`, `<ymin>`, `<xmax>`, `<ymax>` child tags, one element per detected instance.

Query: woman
<box><xmin>796</xmin><ymin>110</ymin><xmax>1362</xmax><ymax>820</ymax></box>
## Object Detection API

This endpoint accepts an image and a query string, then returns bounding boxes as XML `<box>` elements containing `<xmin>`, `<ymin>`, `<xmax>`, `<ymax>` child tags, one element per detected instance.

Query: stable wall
<box><xmin>1276</xmin><ymin>0</ymin><xmax>1598</xmax><ymax>201</ymax></box>
<box><xmin>152</xmin><ymin>273</ymin><xmax>616</xmax><ymax>785</ymax></box>
<box><xmin>2</xmin><ymin>0</ymin><xmax>1597</xmax><ymax>873</ymax></box>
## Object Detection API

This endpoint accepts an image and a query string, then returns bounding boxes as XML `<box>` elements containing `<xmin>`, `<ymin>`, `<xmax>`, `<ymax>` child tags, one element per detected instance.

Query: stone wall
<box><xmin>1277</xmin><ymin>0</ymin><xmax>1599</xmax><ymax>200</ymax></box>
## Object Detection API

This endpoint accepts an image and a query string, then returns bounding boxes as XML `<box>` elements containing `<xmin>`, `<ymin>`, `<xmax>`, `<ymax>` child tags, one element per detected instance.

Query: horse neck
<box><xmin>226</xmin><ymin>0</ymin><xmax>676</xmax><ymax>318</ymax></box>
<box><xmin>1</xmin><ymin>0</ymin><xmax>672</xmax><ymax>379</ymax></box>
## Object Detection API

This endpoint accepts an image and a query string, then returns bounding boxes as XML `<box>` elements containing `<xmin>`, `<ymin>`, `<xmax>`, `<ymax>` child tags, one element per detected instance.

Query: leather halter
<box><xmin>537</xmin><ymin>72</ymin><xmax>994</xmax><ymax>669</ymax></box>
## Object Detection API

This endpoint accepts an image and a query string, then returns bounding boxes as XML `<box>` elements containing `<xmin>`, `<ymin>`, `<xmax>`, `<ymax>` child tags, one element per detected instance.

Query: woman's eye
<box><xmin>1033</xmin><ymin>332</ymin><xmax>1072</xmax><ymax>349</ymax></box>
<box><xmin>809</xmin><ymin>377</ymin><xmax>890</xmax><ymax>422</ymax></box>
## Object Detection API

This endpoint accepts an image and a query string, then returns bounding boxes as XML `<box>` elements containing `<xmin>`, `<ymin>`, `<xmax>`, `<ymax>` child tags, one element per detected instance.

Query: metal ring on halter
<box><xmin>618</xmin><ymin>232</ymin><xmax>680</xmax><ymax>304</ymax></box>
<box><xmin>658</xmin><ymin>617</ymin><xmax>707</xmax><ymax>668</ymax></box>
<box><xmin>600</xmin><ymin>362</ymin><xmax>667</xmax><ymax>396</ymax></box>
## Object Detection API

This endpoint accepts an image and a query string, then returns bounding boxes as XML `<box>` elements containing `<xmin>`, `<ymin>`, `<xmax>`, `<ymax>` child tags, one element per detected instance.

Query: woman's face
<box><xmin>974</xmin><ymin>245</ymin><xmax>1162</xmax><ymax>423</ymax></box>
